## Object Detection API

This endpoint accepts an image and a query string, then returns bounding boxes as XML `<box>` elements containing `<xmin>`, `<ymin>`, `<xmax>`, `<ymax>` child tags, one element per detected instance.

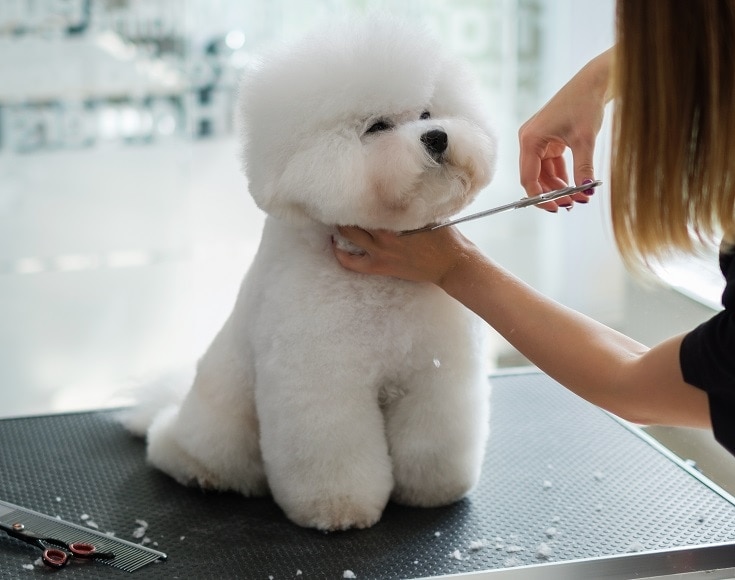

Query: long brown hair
<box><xmin>611</xmin><ymin>0</ymin><xmax>735</xmax><ymax>270</ymax></box>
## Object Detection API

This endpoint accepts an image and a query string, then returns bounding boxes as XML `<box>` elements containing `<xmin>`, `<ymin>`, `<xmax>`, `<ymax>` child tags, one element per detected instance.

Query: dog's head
<box><xmin>238</xmin><ymin>16</ymin><xmax>497</xmax><ymax>231</ymax></box>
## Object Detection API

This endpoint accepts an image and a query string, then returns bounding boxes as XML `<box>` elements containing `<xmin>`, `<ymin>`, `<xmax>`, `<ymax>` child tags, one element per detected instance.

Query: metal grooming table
<box><xmin>1</xmin><ymin>369</ymin><xmax>734</xmax><ymax>579</ymax></box>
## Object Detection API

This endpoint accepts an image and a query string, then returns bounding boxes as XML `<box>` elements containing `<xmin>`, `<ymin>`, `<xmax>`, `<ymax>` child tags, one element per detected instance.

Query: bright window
<box><xmin>1</xmin><ymin>0</ymin><xmax>719</xmax><ymax>418</ymax></box>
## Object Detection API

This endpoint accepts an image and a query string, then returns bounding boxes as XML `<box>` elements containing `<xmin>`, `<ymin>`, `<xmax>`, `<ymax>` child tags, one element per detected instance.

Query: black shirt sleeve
<box><xmin>680</xmin><ymin>243</ymin><xmax>735</xmax><ymax>456</ymax></box>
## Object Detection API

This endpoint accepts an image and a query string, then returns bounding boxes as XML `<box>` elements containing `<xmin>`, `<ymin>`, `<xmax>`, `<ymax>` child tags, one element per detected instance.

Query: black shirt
<box><xmin>680</xmin><ymin>240</ymin><xmax>735</xmax><ymax>456</ymax></box>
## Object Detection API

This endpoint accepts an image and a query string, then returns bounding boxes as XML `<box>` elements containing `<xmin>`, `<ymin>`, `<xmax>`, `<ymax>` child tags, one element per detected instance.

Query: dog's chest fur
<box><xmin>238</xmin><ymin>217</ymin><xmax>478</xmax><ymax>381</ymax></box>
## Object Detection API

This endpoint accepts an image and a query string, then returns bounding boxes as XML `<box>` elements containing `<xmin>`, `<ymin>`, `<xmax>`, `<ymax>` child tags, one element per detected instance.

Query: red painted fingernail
<box><xmin>581</xmin><ymin>178</ymin><xmax>595</xmax><ymax>196</ymax></box>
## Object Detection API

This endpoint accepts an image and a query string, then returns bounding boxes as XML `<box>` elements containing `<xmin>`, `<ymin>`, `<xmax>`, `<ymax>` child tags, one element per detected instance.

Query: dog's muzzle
<box><xmin>421</xmin><ymin>129</ymin><xmax>448</xmax><ymax>161</ymax></box>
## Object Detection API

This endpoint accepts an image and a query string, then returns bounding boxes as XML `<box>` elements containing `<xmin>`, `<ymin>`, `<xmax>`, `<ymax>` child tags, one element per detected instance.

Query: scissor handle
<box><xmin>42</xmin><ymin>547</ymin><xmax>69</xmax><ymax>568</ymax></box>
<box><xmin>70</xmin><ymin>541</ymin><xmax>115</xmax><ymax>560</ymax></box>
<box><xmin>3</xmin><ymin>521</ymin><xmax>114</xmax><ymax>566</ymax></box>
<box><xmin>69</xmin><ymin>542</ymin><xmax>96</xmax><ymax>558</ymax></box>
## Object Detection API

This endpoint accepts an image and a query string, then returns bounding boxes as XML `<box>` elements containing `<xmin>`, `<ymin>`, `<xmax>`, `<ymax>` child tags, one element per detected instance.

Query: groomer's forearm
<box><xmin>440</xmin><ymin>248</ymin><xmax>651</xmax><ymax>417</ymax></box>
<box><xmin>582</xmin><ymin>47</ymin><xmax>615</xmax><ymax>103</ymax></box>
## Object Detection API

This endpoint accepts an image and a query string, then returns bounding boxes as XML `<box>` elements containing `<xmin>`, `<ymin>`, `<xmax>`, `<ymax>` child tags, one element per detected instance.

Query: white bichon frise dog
<box><xmin>125</xmin><ymin>16</ymin><xmax>497</xmax><ymax>531</ymax></box>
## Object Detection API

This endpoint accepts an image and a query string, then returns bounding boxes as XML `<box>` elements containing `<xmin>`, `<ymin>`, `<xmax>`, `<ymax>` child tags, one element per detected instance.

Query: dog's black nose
<box><xmin>421</xmin><ymin>129</ymin><xmax>448</xmax><ymax>158</ymax></box>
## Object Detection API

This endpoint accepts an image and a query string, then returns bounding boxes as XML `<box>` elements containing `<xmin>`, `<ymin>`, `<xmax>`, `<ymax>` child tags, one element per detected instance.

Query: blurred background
<box><xmin>0</xmin><ymin>0</ymin><xmax>732</xmax><ymax>489</ymax></box>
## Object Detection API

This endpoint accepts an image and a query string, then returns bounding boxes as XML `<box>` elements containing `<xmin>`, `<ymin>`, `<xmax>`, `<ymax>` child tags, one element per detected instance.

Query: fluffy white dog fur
<box><xmin>123</xmin><ymin>16</ymin><xmax>497</xmax><ymax>531</ymax></box>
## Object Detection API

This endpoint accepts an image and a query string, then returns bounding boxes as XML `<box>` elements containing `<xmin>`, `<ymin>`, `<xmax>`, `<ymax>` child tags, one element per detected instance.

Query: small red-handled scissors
<box><xmin>1</xmin><ymin>520</ymin><xmax>115</xmax><ymax>568</ymax></box>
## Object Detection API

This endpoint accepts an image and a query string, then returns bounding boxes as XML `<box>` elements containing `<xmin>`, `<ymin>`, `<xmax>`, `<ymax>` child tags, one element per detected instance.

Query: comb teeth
<box><xmin>0</xmin><ymin>501</ymin><xmax>166</xmax><ymax>572</ymax></box>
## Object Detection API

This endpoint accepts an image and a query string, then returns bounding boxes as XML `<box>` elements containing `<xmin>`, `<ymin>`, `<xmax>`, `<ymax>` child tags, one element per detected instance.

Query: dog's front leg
<box><xmin>385</xmin><ymin>363</ymin><xmax>490</xmax><ymax>508</ymax></box>
<box><xmin>255</xmin><ymin>369</ymin><xmax>393</xmax><ymax>531</ymax></box>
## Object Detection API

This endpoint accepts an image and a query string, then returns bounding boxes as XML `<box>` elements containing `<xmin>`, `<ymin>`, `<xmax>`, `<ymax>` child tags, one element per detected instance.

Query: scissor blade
<box><xmin>398</xmin><ymin>180</ymin><xmax>602</xmax><ymax>236</ymax></box>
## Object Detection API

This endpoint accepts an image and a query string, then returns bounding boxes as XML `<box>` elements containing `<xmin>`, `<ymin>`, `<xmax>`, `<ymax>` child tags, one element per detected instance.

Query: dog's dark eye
<box><xmin>365</xmin><ymin>120</ymin><xmax>393</xmax><ymax>134</ymax></box>
<box><xmin>420</xmin><ymin>111</ymin><xmax>431</xmax><ymax>120</ymax></box>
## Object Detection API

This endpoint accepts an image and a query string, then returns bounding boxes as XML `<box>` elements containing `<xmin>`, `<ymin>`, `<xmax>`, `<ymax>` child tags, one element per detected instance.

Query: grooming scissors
<box><xmin>0</xmin><ymin>520</ymin><xmax>115</xmax><ymax>569</ymax></box>
<box><xmin>399</xmin><ymin>180</ymin><xmax>602</xmax><ymax>236</ymax></box>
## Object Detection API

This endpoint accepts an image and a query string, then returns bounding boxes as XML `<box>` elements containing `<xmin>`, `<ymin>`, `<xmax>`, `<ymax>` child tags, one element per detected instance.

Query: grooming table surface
<box><xmin>1</xmin><ymin>370</ymin><xmax>735</xmax><ymax>579</ymax></box>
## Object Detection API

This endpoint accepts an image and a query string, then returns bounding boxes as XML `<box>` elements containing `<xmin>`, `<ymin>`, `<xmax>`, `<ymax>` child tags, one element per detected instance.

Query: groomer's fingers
<box><xmin>518</xmin><ymin>136</ymin><xmax>569</xmax><ymax>212</ymax></box>
<box><xmin>332</xmin><ymin>243</ymin><xmax>365</xmax><ymax>269</ymax></box>
<box><xmin>571</xmin><ymin>138</ymin><xmax>596</xmax><ymax>186</ymax></box>
<box><xmin>570</xmin><ymin>131</ymin><xmax>598</xmax><ymax>201</ymax></box>
<box><xmin>518</xmin><ymin>136</ymin><xmax>545</xmax><ymax>198</ymax></box>
<box><xmin>336</xmin><ymin>225</ymin><xmax>374</xmax><ymax>245</ymax></box>
<box><xmin>332</xmin><ymin>232</ymin><xmax>391</xmax><ymax>277</ymax></box>
<box><xmin>536</xmin><ymin>158</ymin><xmax>571</xmax><ymax>210</ymax></box>
<box><xmin>541</xmin><ymin>156</ymin><xmax>569</xmax><ymax>186</ymax></box>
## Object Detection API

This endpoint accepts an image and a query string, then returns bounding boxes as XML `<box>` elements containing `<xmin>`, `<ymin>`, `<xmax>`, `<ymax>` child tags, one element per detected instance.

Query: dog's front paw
<box><xmin>285</xmin><ymin>494</ymin><xmax>385</xmax><ymax>531</ymax></box>
<box><xmin>270</xmin><ymin>462</ymin><xmax>392</xmax><ymax>531</ymax></box>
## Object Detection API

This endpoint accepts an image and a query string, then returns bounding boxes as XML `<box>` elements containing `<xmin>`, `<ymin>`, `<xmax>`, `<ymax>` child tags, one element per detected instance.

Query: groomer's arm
<box><xmin>333</xmin><ymin>226</ymin><xmax>711</xmax><ymax>429</ymax></box>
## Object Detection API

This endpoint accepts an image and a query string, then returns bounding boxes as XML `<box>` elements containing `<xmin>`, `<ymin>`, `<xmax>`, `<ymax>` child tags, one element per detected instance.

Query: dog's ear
<box><xmin>244</xmin><ymin>130</ymin><xmax>369</xmax><ymax>226</ymax></box>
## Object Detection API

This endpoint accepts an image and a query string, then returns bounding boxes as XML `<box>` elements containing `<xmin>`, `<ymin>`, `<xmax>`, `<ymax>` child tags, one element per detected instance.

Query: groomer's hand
<box><xmin>518</xmin><ymin>48</ymin><xmax>613</xmax><ymax>210</ymax></box>
<box><xmin>333</xmin><ymin>226</ymin><xmax>477</xmax><ymax>287</ymax></box>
